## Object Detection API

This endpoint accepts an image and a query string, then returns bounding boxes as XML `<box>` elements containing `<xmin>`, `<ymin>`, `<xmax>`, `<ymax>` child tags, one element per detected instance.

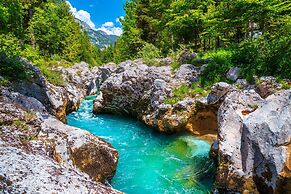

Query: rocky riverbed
<box><xmin>0</xmin><ymin>57</ymin><xmax>290</xmax><ymax>193</ymax></box>
<box><xmin>92</xmin><ymin>59</ymin><xmax>291</xmax><ymax>193</ymax></box>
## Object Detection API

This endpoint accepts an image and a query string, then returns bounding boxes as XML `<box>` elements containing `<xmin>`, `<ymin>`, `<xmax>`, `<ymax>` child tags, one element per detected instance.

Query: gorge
<box><xmin>68</xmin><ymin>96</ymin><xmax>215</xmax><ymax>193</ymax></box>
<box><xmin>1</xmin><ymin>58</ymin><xmax>290</xmax><ymax>193</ymax></box>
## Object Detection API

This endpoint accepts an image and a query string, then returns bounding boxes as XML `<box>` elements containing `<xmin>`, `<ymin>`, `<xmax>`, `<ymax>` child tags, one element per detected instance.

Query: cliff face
<box><xmin>0</xmin><ymin>61</ymin><xmax>120</xmax><ymax>193</ymax></box>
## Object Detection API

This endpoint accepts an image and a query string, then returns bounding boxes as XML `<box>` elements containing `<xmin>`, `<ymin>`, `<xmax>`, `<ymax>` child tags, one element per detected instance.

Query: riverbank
<box><xmin>0</xmin><ymin>58</ymin><xmax>290</xmax><ymax>193</ymax></box>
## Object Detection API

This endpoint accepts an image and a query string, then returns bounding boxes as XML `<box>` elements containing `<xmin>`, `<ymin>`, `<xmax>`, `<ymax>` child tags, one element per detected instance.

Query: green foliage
<box><xmin>138</xmin><ymin>43</ymin><xmax>161</xmax><ymax>66</ymax></box>
<box><xmin>0</xmin><ymin>76</ymin><xmax>9</xmax><ymax>86</ymax></box>
<box><xmin>115</xmin><ymin>0</ymin><xmax>290</xmax><ymax>82</ymax></box>
<box><xmin>0</xmin><ymin>0</ymin><xmax>104</xmax><ymax>84</ymax></box>
<box><xmin>38</xmin><ymin>63</ymin><xmax>64</xmax><ymax>86</ymax></box>
<box><xmin>28</xmin><ymin>2</ymin><xmax>79</xmax><ymax>60</ymax></box>
<box><xmin>280</xmin><ymin>80</ymin><xmax>291</xmax><ymax>90</ymax></box>
<box><xmin>233</xmin><ymin>31</ymin><xmax>291</xmax><ymax>79</ymax></box>
<box><xmin>13</xmin><ymin>119</ymin><xmax>29</xmax><ymax>130</ymax></box>
<box><xmin>200</xmin><ymin>49</ymin><xmax>235</xmax><ymax>86</ymax></box>
<box><xmin>0</xmin><ymin>34</ymin><xmax>29</xmax><ymax>81</ymax></box>
<box><xmin>0</xmin><ymin>33</ymin><xmax>21</xmax><ymax>56</ymax></box>
<box><xmin>0</xmin><ymin>0</ymin><xmax>24</xmax><ymax>38</ymax></box>
<box><xmin>164</xmin><ymin>83</ymin><xmax>209</xmax><ymax>105</ymax></box>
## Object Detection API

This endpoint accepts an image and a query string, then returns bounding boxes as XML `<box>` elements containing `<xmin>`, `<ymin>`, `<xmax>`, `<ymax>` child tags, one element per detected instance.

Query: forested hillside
<box><xmin>0</xmin><ymin>0</ymin><xmax>107</xmax><ymax>84</ymax></box>
<box><xmin>0</xmin><ymin>0</ymin><xmax>290</xmax><ymax>86</ymax></box>
<box><xmin>111</xmin><ymin>0</ymin><xmax>290</xmax><ymax>82</ymax></box>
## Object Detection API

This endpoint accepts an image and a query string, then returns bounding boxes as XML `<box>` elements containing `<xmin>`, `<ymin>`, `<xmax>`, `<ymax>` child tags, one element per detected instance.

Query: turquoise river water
<box><xmin>67</xmin><ymin>96</ymin><xmax>215</xmax><ymax>194</ymax></box>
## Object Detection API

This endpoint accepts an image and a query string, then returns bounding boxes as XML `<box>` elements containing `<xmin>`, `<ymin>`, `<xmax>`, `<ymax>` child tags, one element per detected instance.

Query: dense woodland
<box><xmin>0</xmin><ymin>0</ymin><xmax>290</xmax><ymax>86</ymax></box>
<box><xmin>0</xmin><ymin>0</ymin><xmax>104</xmax><ymax>84</ymax></box>
<box><xmin>113</xmin><ymin>0</ymin><xmax>291</xmax><ymax>82</ymax></box>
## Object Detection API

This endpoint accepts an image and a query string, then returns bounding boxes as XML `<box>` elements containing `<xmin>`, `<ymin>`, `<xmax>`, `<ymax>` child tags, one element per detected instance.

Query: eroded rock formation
<box><xmin>14</xmin><ymin>60</ymin><xmax>99</xmax><ymax>122</ymax></box>
<box><xmin>0</xmin><ymin>60</ymin><xmax>120</xmax><ymax>193</ymax></box>
<box><xmin>93</xmin><ymin>61</ymin><xmax>220</xmax><ymax>141</ymax></box>
<box><xmin>216</xmin><ymin>89</ymin><xmax>291</xmax><ymax>193</ymax></box>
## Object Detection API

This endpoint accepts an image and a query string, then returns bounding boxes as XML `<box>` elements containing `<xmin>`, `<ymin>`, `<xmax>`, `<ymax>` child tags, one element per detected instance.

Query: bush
<box><xmin>199</xmin><ymin>49</ymin><xmax>236</xmax><ymax>86</ymax></box>
<box><xmin>0</xmin><ymin>54</ymin><xmax>30</xmax><ymax>81</ymax></box>
<box><xmin>0</xmin><ymin>33</ymin><xmax>21</xmax><ymax>56</ymax></box>
<box><xmin>233</xmin><ymin>33</ymin><xmax>291</xmax><ymax>80</ymax></box>
<box><xmin>38</xmin><ymin>64</ymin><xmax>64</xmax><ymax>86</ymax></box>
<box><xmin>138</xmin><ymin>43</ymin><xmax>161</xmax><ymax>66</ymax></box>
<box><xmin>21</xmin><ymin>44</ymin><xmax>42</xmax><ymax>62</ymax></box>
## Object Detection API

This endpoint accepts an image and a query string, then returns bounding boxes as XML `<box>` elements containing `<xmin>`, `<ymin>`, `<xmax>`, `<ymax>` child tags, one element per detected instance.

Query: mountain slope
<box><xmin>76</xmin><ymin>18</ymin><xmax>118</xmax><ymax>49</ymax></box>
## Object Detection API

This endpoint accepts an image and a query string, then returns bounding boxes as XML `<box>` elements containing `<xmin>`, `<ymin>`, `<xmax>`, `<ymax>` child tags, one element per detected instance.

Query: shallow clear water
<box><xmin>67</xmin><ymin>96</ymin><xmax>215</xmax><ymax>194</ymax></box>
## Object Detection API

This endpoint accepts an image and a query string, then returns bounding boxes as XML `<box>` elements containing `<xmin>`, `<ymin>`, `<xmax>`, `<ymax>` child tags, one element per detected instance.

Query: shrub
<box><xmin>0</xmin><ymin>33</ymin><xmax>21</xmax><ymax>56</ymax></box>
<box><xmin>233</xmin><ymin>33</ymin><xmax>291</xmax><ymax>80</ymax></box>
<box><xmin>21</xmin><ymin>44</ymin><xmax>41</xmax><ymax>62</ymax></box>
<box><xmin>138</xmin><ymin>43</ymin><xmax>161</xmax><ymax>66</ymax></box>
<box><xmin>199</xmin><ymin>49</ymin><xmax>236</xmax><ymax>86</ymax></box>
<box><xmin>0</xmin><ymin>54</ymin><xmax>29</xmax><ymax>81</ymax></box>
<box><xmin>34</xmin><ymin>60</ymin><xmax>65</xmax><ymax>86</ymax></box>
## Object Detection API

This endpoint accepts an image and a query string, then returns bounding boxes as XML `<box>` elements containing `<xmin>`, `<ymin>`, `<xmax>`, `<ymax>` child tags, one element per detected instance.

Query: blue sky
<box><xmin>66</xmin><ymin>0</ymin><xmax>127</xmax><ymax>36</ymax></box>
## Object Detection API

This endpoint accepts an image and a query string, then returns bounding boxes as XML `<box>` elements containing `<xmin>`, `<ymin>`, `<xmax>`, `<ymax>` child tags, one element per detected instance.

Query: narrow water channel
<box><xmin>67</xmin><ymin>96</ymin><xmax>215</xmax><ymax>194</ymax></box>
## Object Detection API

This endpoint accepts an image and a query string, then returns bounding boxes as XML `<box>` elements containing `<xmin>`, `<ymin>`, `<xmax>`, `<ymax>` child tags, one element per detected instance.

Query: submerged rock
<box><xmin>216</xmin><ymin>89</ymin><xmax>291</xmax><ymax>193</ymax></box>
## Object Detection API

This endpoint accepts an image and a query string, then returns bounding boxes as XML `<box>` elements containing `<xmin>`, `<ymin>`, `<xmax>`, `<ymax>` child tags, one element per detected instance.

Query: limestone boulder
<box><xmin>0</xmin><ymin>88</ymin><xmax>120</xmax><ymax>193</ymax></box>
<box><xmin>216</xmin><ymin>89</ymin><xmax>291</xmax><ymax>193</ymax></box>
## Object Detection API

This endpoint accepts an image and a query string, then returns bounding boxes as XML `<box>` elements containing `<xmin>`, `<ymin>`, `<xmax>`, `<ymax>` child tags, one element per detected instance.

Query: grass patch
<box><xmin>199</xmin><ymin>49</ymin><xmax>236</xmax><ymax>86</ymax></box>
<box><xmin>33</xmin><ymin>58</ymin><xmax>71</xmax><ymax>86</ymax></box>
<box><xmin>164</xmin><ymin>83</ymin><xmax>209</xmax><ymax>105</ymax></box>
<box><xmin>13</xmin><ymin>120</ymin><xmax>29</xmax><ymax>131</ymax></box>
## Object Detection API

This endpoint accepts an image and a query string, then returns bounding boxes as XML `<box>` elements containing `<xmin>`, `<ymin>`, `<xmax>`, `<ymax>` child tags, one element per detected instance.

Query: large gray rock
<box><xmin>0</xmin><ymin>88</ymin><xmax>120</xmax><ymax>193</ymax></box>
<box><xmin>0</xmin><ymin>146</ymin><xmax>120</xmax><ymax>194</ymax></box>
<box><xmin>94</xmin><ymin>62</ymin><xmax>172</xmax><ymax>117</ymax></box>
<box><xmin>206</xmin><ymin>82</ymin><xmax>234</xmax><ymax>105</ymax></box>
<box><xmin>216</xmin><ymin>89</ymin><xmax>291</xmax><ymax>193</ymax></box>
<box><xmin>93</xmin><ymin>61</ymin><xmax>219</xmax><ymax>138</ymax></box>
<box><xmin>13</xmin><ymin>60</ymin><xmax>98</xmax><ymax>121</ymax></box>
<box><xmin>255</xmin><ymin>76</ymin><xmax>282</xmax><ymax>98</ymax></box>
<box><xmin>175</xmin><ymin>64</ymin><xmax>200</xmax><ymax>84</ymax></box>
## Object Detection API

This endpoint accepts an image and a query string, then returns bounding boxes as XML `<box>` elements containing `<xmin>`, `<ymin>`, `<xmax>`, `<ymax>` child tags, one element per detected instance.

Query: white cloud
<box><xmin>97</xmin><ymin>21</ymin><xmax>123</xmax><ymax>36</ymax></box>
<box><xmin>66</xmin><ymin>1</ymin><xmax>95</xmax><ymax>29</ymax></box>
<box><xmin>103</xmin><ymin>22</ymin><xmax>114</xmax><ymax>27</ymax></box>
<box><xmin>97</xmin><ymin>26</ymin><xmax>123</xmax><ymax>36</ymax></box>
<box><xmin>66</xmin><ymin>1</ymin><xmax>123</xmax><ymax>36</ymax></box>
